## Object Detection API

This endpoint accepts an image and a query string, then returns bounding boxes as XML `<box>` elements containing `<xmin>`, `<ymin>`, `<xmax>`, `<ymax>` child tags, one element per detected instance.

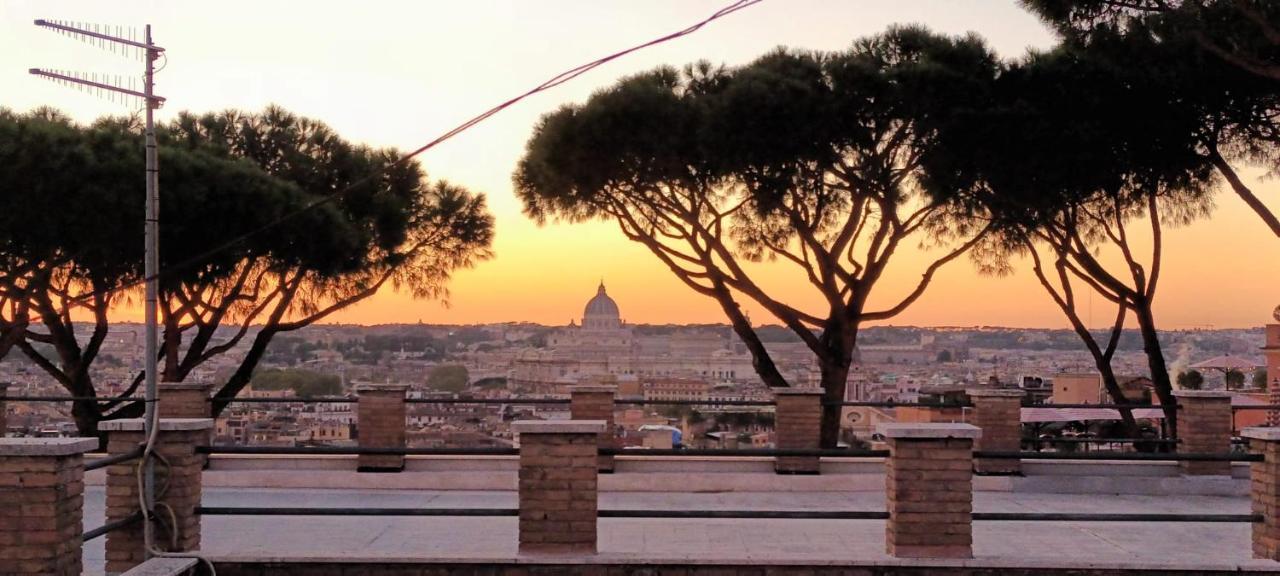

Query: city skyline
<box><xmin>3</xmin><ymin>0</ymin><xmax>1277</xmax><ymax>330</ymax></box>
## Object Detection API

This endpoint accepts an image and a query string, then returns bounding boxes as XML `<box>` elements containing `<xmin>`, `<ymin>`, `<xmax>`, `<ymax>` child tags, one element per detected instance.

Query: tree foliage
<box><xmin>1177</xmin><ymin>369</ymin><xmax>1205</xmax><ymax>390</ymax></box>
<box><xmin>516</xmin><ymin>27</ymin><xmax>999</xmax><ymax>446</ymax></box>
<box><xmin>425</xmin><ymin>364</ymin><xmax>469</xmax><ymax>393</ymax></box>
<box><xmin>1023</xmin><ymin>0</ymin><xmax>1280</xmax><ymax>238</ymax></box>
<box><xmin>251</xmin><ymin>368</ymin><xmax>342</xmax><ymax>397</ymax></box>
<box><xmin>937</xmin><ymin>33</ymin><xmax>1218</xmax><ymax>434</ymax></box>
<box><xmin>0</xmin><ymin>107</ymin><xmax>493</xmax><ymax>434</ymax></box>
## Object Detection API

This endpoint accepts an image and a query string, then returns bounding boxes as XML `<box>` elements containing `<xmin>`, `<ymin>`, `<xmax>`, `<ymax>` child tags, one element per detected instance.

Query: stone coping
<box><xmin>877</xmin><ymin>422</ymin><xmax>982</xmax><ymax>440</ymax></box>
<box><xmin>1172</xmin><ymin>390</ymin><xmax>1233</xmax><ymax>399</ymax></box>
<box><xmin>100</xmin><ymin>418</ymin><xmax>215</xmax><ymax>432</ymax></box>
<box><xmin>0</xmin><ymin>437</ymin><xmax>98</xmax><ymax>456</ymax></box>
<box><xmin>966</xmin><ymin>388</ymin><xmax>1025</xmax><ymax>398</ymax></box>
<box><xmin>771</xmin><ymin>387</ymin><xmax>825</xmax><ymax>396</ymax></box>
<box><xmin>1242</xmin><ymin>427</ymin><xmax>1280</xmax><ymax>441</ymax></box>
<box><xmin>568</xmin><ymin>385</ymin><xmax>618</xmax><ymax>394</ymax></box>
<box><xmin>356</xmin><ymin>383</ymin><xmax>410</xmax><ymax>393</ymax></box>
<box><xmin>158</xmin><ymin>382</ymin><xmax>214</xmax><ymax>391</ymax></box>
<box><xmin>513</xmin><ymin>420</ymin><xmax>605</xmax><ymax>434</ymax></box>
<box><xmin>119</xmin><ymin>557</ymin><xmax>200</xmax><ymax>576</ymax></box>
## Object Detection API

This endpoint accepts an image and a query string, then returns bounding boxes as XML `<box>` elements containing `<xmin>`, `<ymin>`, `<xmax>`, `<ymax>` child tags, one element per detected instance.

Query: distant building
<box><xmin>511</xmin><ymin>283</ymin><xmax>754</xmax><ymax>394</ymax></box>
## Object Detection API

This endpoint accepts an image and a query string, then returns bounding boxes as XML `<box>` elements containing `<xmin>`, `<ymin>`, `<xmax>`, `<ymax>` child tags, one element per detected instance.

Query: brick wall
<box><xmin>967</xmin><ymin>389</ymin><xmax>1023</xmax><ymax>475</ymax></box>
<box><xmin>515</xmin><ymin>420</ymin><xmax>603</xmax><ymax>554</ymax></box>
<box><xmin>1249</xmin><ymin>431</ymin><xmax>1280</xmax><ymax>559</ymax></box>
<box><xmin>570</xmin><ymin>386</ymin><xmax>617</xmax><ymax>472</ymax></box>
<box><xmin>0</xmin><ymin>382</ymin><xmax>8</xmax><ymax>435</ymax></box>
<box><xmin>0</xmin><ymin>438</ymin><xmax>96</xmax><ymax>576</ymax></box>
<box><xmin>102</xmin><ymin>419</ymin><xmax>211</xmax><ymax>574</ymax></box>
<box><xmin>1174</xmin><ymin>391</ymin><xmax>1232</xmax><ymax>476</ymax></box>
<box><xmin>880</xmin><ymin>423</ymin><xmax>981</xmax><ymax>559</ymax></box>
<box><xmin>773</xmin><ymin>388</ymin><xmax>822</xmax><ymax>474</ymax></box>
<box><xmin>357</xmin><ymin>384</ymin><xmax>408</xmax><ymax>472</ymax></box>
<box><xmin>157</xmin><ymin>383</ymin><xmax>213</xmax><ymax>419</ymax></box>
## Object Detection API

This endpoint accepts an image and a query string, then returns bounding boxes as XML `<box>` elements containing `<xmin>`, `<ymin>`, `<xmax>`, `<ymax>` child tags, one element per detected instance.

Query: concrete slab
<box><xmin>79</xmin><ymin>487</ymin><xmax>1277</xmax><ymax>575</ymax></box>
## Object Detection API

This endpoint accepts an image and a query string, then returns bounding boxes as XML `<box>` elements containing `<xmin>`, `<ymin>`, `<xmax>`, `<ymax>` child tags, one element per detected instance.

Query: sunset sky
<box><xmin>3</xmin><ymin>1</ymin><xmax>1277</xmax><ymax>330</ymax></box>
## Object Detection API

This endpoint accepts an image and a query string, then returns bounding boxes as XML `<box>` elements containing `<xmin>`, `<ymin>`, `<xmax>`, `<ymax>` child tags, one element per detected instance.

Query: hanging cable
<box><xmin>49</xmin><ymin>0</ymin><xmax>764</xmax><ymax>318</ymax></box>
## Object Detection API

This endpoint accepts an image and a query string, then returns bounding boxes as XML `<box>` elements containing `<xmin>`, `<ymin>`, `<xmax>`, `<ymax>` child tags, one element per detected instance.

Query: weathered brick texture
<box><xmin>880</xmin><ymin>423</ymin><xmax>981</xmax><ymax>559</ymax></box>
<box><xmin>0</xmin><ymin>382</ymin><xmax>8</xmax><ymax>435</ymax></box>
<box><xmin>967</xmin><ymin>389</ymin><xmax>1024</xmax><ymax>475</ymax></box>
<box><xmin>1249</xmin><ymin>435</ymin><xmax>1280</xmax><ymax>560</ymax></box>
<box><xmin>570</xmin><ymin>386</ymin><xmax>617</xmax><ymax>472</ymax></box>
<box><xmin>102</xmin><ymin>420</ymin><xmax>211</xmax><ymax>574</ymax></box>
<box><xmin>773</xmin><ymin>388</ymin><xmax>823</xmax><ymax>474</ymax></box>
<box><xmin>357</xmin><ymin>384</ymin><xmax>408</xmax><ymax>472</ymax></box>
<box><xmin>157</xmin><ymin>382</ymin><xmax>213</xmax><ymax>419</ymax></box>
<box><xmin>1174</xmin><ymin>391</ymin><xmax>1233</xmax><ymax>476</ymax></box>
<box><xmin>0</xmin><ymin>438</ymin><xmax>96</xmax><ymax>576</ymax></box>
<box><xmin>515</xmin><ymin>421</ymin><xmax>603</xmax><ymax>554</ymax></box>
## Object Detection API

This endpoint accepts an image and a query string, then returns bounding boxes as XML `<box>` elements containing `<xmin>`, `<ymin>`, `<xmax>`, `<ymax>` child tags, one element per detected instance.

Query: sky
<box><xmin>2</xmin><ymin>1</ymin><xmax>1277</xmax><ymax>330</ymax></box>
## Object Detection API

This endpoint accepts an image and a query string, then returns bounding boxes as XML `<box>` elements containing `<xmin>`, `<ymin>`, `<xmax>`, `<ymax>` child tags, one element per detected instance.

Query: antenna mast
<box><xmin>30</xmin><ymin>19</ymin><xmax>166</xmax><ymax>560</ymax></box>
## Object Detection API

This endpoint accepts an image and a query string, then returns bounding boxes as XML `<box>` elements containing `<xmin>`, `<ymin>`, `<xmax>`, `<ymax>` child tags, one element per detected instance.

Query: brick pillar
<box><xmin>1265</xmin><ymin>324</ymin><xmax>1280</xmax><ymax>427</ymax></box>
<box><xmin>642</xmin><ymin>428</ymin><xmax>673</xmax><ymax>449</ymax></box>
<box><xmin>356</xmin><ymin>384</ymin><xmax>408</xmax><ymax>472</ymax></box>
<box><xmin>514</xmin><ymin>420</ymin><xmax>603</xmax><ymax>554</ymax></box>
<box><xmin>0</xmin><ymin>382</ymin><xmax>8</xmax><ymax>436</ymax></box>
<box><xmin>1174</xmin><ymin>390</ymin><xmax>1233</xmax><ymax>476</ymax></box>
<box><xmin>0</xmin><ymin>437</ymin><xmax>96</xmax><ymax>576</ymax></box>
<box><xmin>773</xmin><ymin>388</ymin><xmax>823</xmax><ymax>474</ymax></box>
<box><xmin>1244</xmin><ymin>427</ymin><xmax>1280</xmax><ymax>560</ymax></box>
<box><xmin>570</xmin><ymin>385</ymin><xmax>617</xmax><ymax>472</ymax></box>
<box><xmin>879</xmin><ymin>423</ymin><xmax>981</xmax><ymax>559</ymax></box>
<box><xmin>101</xmin><ymin>418</ymin><xmax>212</xmax><ymax>574</ymax></box>
<box><xmin>157</xmin><ymin>382</ymin><xmax>212</xmax><ymax>418</ymax></box>
<box><xmin>967</xmin><ymin>388</ymin><xmax>1024</xmax><ymax>475</ymax></box>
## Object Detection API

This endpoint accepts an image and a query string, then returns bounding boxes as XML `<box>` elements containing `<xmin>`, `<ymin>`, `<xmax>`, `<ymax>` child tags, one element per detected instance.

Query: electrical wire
<box><xmin>110</xmin><ymin>3</ymin><xmax>763</xmax><ymax>571</ymax></box>
<box><xmin>47</xmin><ymin>0</ymin><xmax>764</xmax><ymax>319</ymax></box>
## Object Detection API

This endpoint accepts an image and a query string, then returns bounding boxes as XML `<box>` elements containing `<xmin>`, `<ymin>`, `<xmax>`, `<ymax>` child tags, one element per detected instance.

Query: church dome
<box><xmin>584</xmin><ymin>282</ymin><xmax>620</xmax><ymax>320</ymax></box>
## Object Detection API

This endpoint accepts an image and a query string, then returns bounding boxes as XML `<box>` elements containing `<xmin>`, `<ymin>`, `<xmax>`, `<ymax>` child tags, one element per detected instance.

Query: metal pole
<box><xmin>142</xmin><ymin>23</ymin><xmax>159</xmax><ymax>560</ymax></box>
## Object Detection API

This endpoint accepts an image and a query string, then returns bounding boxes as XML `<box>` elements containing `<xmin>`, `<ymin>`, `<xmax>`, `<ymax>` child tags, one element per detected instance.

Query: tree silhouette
<box><xmin>1024</xmin><ymin>1</ymin><xmax>1280</xmax><ymax>238</ymax></box>
<box><xmin>516</xmin><ymin>27</ymin><xmax>998</xmax><ymax>446</ymax></box>
<box><xmin>0</xmin><ymin>107</ymin><xmax>494</xmax><ymax>434</ymax></box>
<box><xmin>937</xmin><ymin>38</ymin><xmax>1215</xmax><ymax>435</ymax></box>
<box><xmin>1178</xmin><ymin>369</ymin><xmax>1205</xmax><ymax>391</ymax></box>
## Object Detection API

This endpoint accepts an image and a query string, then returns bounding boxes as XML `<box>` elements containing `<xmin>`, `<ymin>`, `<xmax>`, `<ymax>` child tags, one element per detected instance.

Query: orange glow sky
<box><xmin>3</xmin><ymin>1</ymin><xmax>1277</xmax><ymax>329</ymax></box>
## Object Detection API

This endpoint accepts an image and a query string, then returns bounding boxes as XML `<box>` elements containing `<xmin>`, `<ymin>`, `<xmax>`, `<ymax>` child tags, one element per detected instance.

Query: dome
<box><xmin>584</xmin><ymin>282</ymin><xmax>620</xmax><ymax>319</ymax></box>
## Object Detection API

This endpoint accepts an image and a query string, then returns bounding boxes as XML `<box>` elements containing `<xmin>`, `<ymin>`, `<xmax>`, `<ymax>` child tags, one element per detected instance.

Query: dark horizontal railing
<box><xmin>1028</xmin><ymin>438</ymin><xmax>1176</xmax><ymax>444</ymax></box>
<box><xmin>975</xmin><ymin>450</ymin><xmax>1261</xmax><ymax>462</ymax></box>
<box><xmin>602</xmin><ymin>447</ymin><xmax>887</xmax><ymax>457</ymax></box>
<box><xmin>8</xmin><ymin>393</ymin><xmax>1277</xmax><ymax>413</ymax></box>
<box><xmin>85</xmin><ymin>445</ymin><xmax>145</xmax><ymax>471</ymax></box>
<box><xmin>4</xmin><ymin>395</ymin><xmax>144</xmax><ymax>402</ymax></box>
<box><xmin>83</xmin><ymin>512</ymin><xmax>141</xmax><ymax>541</ymax></box>
<box><xmin>197</xmin><ymin>506</ymin><xmax>516</xmax><ymax>517</ymax></box>
<box><xmin>193</xmin><ymin>506</ymin><xmax>1261</xmax><ymax>523</ymax></box>
<box><xmin>197</xmin><ymin>445</ymin><xmax>519</xmax><ymax>456</ymax></box>
<box><xmin>196</xmin><ymin>445</ymin><xmax>888</xmax><ymax>458</ymax></box>
<box><xmin>198</xmin><ymin>445</ymin><xmax>1258</xmax><ymax>461</ymax></box>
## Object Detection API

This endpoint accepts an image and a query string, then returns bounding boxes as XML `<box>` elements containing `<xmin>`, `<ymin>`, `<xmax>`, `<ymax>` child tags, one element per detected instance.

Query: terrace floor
<box><xmin>82</xmin><ymin>487</ymin><xmax>1280</xmax><ymax>574</ymax></box>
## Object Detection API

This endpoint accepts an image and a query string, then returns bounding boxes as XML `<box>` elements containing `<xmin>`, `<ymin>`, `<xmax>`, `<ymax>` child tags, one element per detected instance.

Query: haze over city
<box><xmin>8</xmin><ymin>2</ymin><xmax>1280</xmax><ymax>575</ymax></box>
<box><xmin>3</xmin><ymin>0</ymin><xmax>1276</xmax><ymax>329</ymax></box>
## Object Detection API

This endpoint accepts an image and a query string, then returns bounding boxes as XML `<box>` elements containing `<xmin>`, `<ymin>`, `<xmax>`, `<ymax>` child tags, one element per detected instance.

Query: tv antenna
<box><xmin>30</xmin><ymin>19</ymin><xmax>166</xmax><ymax>560</ymax></box>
